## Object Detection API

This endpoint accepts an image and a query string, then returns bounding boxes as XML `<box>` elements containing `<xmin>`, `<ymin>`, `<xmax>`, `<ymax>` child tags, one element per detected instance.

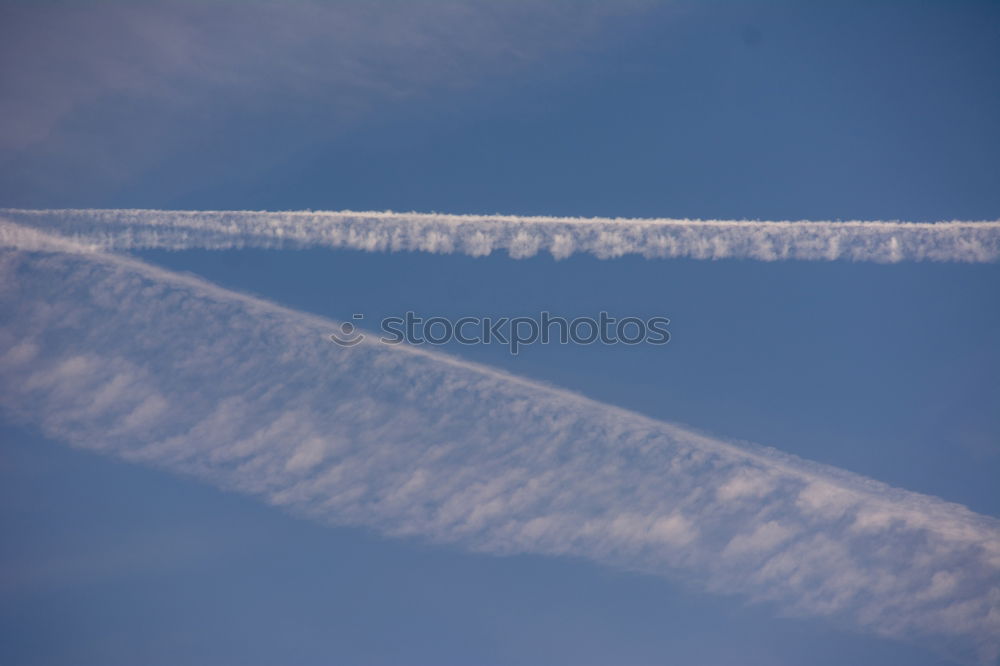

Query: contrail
<box><xmin>1</xmin><ymin>221</ymin><xmax>998</xmax><ymax>663</ymax></box>
<box><xmin>3</xmin><ymin>208</ymin><xmax>1000</xmax><ymax>262</ymax></box>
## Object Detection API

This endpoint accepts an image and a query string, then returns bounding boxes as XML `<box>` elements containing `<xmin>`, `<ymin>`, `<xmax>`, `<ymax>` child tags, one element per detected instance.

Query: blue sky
<box><xmin>1</xmin><ymin>2</ymin><xmax>999</xmax><ymax>665</ymax></box>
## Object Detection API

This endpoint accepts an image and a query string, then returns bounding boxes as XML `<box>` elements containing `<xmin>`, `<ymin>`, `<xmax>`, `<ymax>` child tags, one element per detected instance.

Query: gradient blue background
<box><xmin>2</xmin><ymin>2</ymin><xmax>998</xmax><ymax>664</ymax></box>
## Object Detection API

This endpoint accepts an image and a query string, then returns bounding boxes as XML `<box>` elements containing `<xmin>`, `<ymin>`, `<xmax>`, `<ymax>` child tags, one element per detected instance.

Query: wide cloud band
<box><xmin>1</xmin><ymin>221</ymin><xmax>998</xmax><ymax>662</ymax></box>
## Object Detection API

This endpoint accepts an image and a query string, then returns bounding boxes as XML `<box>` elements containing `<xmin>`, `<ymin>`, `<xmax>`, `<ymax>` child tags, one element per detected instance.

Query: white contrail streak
<box><xmin>1</xmin><ymin>221</ymin><xmax>998</xmax><ymax>663</ymax></box>
<box><xmin>3</xmin><ymin>208</ymin><xmax>1000</xmax><ymax>262</ymax></box>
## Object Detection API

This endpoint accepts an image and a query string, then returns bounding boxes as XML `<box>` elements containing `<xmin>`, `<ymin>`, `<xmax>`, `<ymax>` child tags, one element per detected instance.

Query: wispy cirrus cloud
<box><xmin>0</xmin><ymin>0</ymin><xmax>650</xmax><ymax>197</ymax></box>
<box><xmin>0</xmin><ymin>0</ymin><xmax>647</xmax><ymax>150</ymax></box>
<box><xmin>1</xmin><ymin>221</ymin><xmax>998</xmax><ymax>663</ymax></box>
<box><xmin>4</xmin><ymin>208</ymin><xmax>1000</xmax><ymax>262</ymax></box>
